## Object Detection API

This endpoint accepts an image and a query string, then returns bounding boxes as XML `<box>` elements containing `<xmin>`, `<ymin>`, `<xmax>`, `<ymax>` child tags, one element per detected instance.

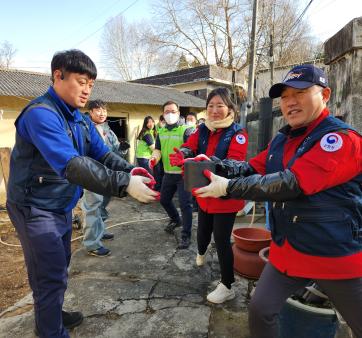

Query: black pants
<box><xmin>160</xmin><ymin>173</ymin><xmax>193</xmax><ymax>238</ymax></box>
<box><xmin>197</xmin><ymin>209</ymin><xmax>236</xmax><ymax>288</ymax></box>
<box><xmin>249</xmin><ymin>262</ymin><xmax>362</xmax><ymax>338</ymax></box>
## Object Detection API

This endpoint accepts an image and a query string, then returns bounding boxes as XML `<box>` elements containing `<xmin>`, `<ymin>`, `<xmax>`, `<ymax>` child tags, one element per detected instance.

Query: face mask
<box><xmin>186</xmin><ymin>121</ymin><xmax>196</xmax><ymax>127</ymax></box>
<box><xmin>164</xmin><ymin>113</ymin><xmax>179</xmax><ymax>125</ymax></box>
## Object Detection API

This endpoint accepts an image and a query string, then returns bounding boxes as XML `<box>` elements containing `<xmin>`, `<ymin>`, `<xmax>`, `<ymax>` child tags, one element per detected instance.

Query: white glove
<box><xmin>126</xmin><ymin>175</ymin><xmax>159</xmax><ymax>203</ymax></box>
<box><xmin>194</xmin><ymin>171</ymin><xmax>229</xmax><ymax>198</ymax></box>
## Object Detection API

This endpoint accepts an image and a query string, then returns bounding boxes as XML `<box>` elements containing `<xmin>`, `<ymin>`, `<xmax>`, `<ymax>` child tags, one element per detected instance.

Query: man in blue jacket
<box><xmin>6</xmin><ymin>49</ymin><xmax>158</xmax><ymax>338</ymax></box>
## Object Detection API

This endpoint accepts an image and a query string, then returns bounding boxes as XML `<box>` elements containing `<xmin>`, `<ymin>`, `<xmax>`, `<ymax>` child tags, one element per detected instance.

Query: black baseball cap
<box><xmin>269</xmin><ymin>64</ymin><xmax>328</xmax><ymax>99</ymax></box>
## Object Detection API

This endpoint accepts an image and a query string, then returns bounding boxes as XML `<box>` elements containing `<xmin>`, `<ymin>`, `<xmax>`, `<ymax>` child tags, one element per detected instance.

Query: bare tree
<box><xmin>101</xmin><ymin>0</ymin><xmax>318</xmax><ymax>79</ymax></box>
<box><xmin>254</xmin><ymin>0</ymin><xmax>319</xmax><ymax>70</ymax></box>
<box><xmin>100</xmin><ymin>15</ymin><xmax>178</xmax><ymax>80</ymax></box>
<box><xmin>0</xmin><ymin>41</ymin><xmax>17</xmax><ymax>69</ymax></box>
<box><xmin>148</xmin><ymin>0</ymin><xmax>317</xmax><ymax>71</ymax></box>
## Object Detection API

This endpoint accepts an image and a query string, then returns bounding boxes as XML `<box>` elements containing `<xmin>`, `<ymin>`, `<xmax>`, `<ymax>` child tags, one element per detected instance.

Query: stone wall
<box><xmin>324</xmin><ymin>17</ymin><xmax>362</xmax><ymax>132</ymax></box>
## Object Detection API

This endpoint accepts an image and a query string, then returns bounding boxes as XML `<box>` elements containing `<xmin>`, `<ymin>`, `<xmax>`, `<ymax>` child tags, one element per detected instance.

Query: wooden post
<box><xmin>0</xmin><ymin>147</ymin><xmax>11</xmax><ymax>191</ymax></box>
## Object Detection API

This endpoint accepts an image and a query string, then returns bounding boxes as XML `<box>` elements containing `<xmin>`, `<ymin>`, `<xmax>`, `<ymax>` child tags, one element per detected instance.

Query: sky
<box><xmin>0</xmin><ymin>0</ymin><xmax>361</xmax><ymax>80</ymax></box>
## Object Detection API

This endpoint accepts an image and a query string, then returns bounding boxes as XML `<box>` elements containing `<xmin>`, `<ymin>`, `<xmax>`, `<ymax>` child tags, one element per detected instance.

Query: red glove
<box><xmin>169</xmin><ymin>147</ymin><xmax>185</xmax><ymax>167</ymax></box>
<box><xmin>149</xmin><ymin>157</ymin><xmax>157</xmax><ymax>171</ymax></box>
<box><xmin>130</xmin><ymin>167</ymin><xmax>156</xmax><ymax>190</ymax></box>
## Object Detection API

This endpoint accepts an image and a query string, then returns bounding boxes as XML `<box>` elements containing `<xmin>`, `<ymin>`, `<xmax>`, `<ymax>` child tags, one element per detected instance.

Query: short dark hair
<box><xmin>159</xmin><ymin>114</ymin><xmax>165</xmax><ymax>122</ymax></box>
<box><xmin>186</xmin><ymin>112</ymin><xmax>197</xmax><ymax>119</ymax></box>
<box><xmin>206</xmin><ymin>87</ymin><xmax>236</xmax><ymax>112</ymax></box>
<box><xmin>51</xmin><ymin>49</ymin><xmax>97</xmax><ymax>82</ymax></box>
<box><xmin>162</xmin><ymin>100</ymin><xmax>179</xmax><ymax>111</ymax></box>
<box><xmin>88</xmin><ymin>99</ymin><xmax>107</xmax><ymax>111</ymax></box>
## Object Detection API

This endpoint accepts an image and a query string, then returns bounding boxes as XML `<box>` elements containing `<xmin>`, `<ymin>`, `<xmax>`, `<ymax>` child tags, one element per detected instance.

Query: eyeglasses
<box><xmin>164</xmin><ymin>110</ymin><xmax>178</xmax><ymax>114</ymax></box>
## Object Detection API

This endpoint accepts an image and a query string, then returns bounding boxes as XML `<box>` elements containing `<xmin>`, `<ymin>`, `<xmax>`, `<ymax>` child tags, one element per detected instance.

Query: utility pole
<box><xmin>246</xmin><ymin>0</ymin><xmax>258</xmax><ymax>114</ymax></box>
<box><xmin>270</xmin><ymin>33</ymin><xmax>274</xmax><ymax>86</ymax></box>
<box><xmin>240</xmin><ymin>0</ymin><xmax>258</xmax><ymax>125</ymax></box>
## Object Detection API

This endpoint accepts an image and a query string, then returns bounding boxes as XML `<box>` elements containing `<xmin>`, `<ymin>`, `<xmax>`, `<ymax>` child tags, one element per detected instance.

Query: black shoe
<box><xmin>164</xmin><ymin>220</ymin><xmax>181</xmax><ymax>234</ymax></box>
<box><xmin>88</xmin><ymin>247</ymin><xmax>111</xmax><ymax>257</ymax></box>
<box><xmin>34</xmin><ymin>310</ymin><xmax>83</xmax><ymax>335</ymax></box>
<box><xmin>101</xmin><ymin>232</ymin><xmax>114</xmax><ymax>240</ymax></box>
<box><xmin>178</xmin><ymin>236</ymin><xmax>191</xmax><ymax>249</ymax></box>
<box><xmin>62</xmin><ymin>310</ymin><xmax>84</xmax><ymax>329</ymax></box>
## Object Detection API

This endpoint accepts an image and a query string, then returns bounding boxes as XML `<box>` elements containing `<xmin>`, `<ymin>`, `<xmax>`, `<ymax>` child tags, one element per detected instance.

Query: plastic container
<box><xmin>279</xmin><ymin>297</ymin><xmax>338</xmax><ymax>338</ymax></box>
<box><xmin>183</xmin><ymin>161</ymin><xmax>216</xmax><ymax>192</ymax></box>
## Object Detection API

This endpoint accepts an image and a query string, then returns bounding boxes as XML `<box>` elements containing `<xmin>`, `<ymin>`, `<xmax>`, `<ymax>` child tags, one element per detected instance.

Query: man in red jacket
<box><xmin>195</xmin><ymin>64</ymin><xmax>362</xmax><ymax>337</ymax></box>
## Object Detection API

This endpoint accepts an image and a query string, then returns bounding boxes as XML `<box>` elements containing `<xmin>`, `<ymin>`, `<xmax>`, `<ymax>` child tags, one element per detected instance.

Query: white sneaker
<box><xmin>207</xmin><ymin>282</ymin><xmax>235</xmax><ymax>304</ymax></box>
<box><xmin>196</xmin><ymin>253</ymin><xmax>205</xmax><ymax>266</ymax></box>
<box><xmin>196</xmin><ymin>244</ymin><xmax>211</xmax><ymax>266</ymax></box>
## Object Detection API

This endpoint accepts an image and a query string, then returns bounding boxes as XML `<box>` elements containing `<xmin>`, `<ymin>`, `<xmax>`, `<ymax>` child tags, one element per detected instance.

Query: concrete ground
<box><xmin>0</xmin><ymin>198</ymin><xmax>352</xmax><ymax>338</ymax></box>
<box><xmin>0</xmin><ymin>197</ymin><xmax>256</xmax><ymax>338</ymax></box>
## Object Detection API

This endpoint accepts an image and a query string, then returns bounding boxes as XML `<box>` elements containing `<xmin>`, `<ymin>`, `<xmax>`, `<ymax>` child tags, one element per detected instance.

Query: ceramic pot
<box><xmin>259</xmin><ymin>246</ymin><xmax>270</xmax><ymax>263</ymax></box>
<box><xmin>232</xmin><ymin>227</ymin><xmax>271</xmax><ymax>253</ymax></box>
<box><xmin>232</xmin><ymin>244</ymin><xmax>266</xmax><ymax>279</ymax></box>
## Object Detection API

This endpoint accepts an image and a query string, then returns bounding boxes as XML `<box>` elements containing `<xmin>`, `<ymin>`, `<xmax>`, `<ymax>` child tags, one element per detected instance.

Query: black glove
<box><xmin>100</xmin><ymin>151</ymin><xmax>134</xmax><ymax>173</ymax></box>
<box><xmin>227</xmin><ymin>169</ymin><xmax>302</xmax><ymax>201</ymax></box>
<box><xmin>210</xmin><ymin>156</ymin><xmax>256</xmax><ymax>178</ymax></box>
<box><xmin>65</xmin><ymin>156</ymin><xmax>130</xmax><ymax>197</ymax></box>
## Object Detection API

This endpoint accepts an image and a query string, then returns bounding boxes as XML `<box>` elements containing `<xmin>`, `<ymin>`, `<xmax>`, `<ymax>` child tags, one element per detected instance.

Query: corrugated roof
<box><xmin>0</xmin><ymin>69</ymin><xmax>206</xmax><ymax>108</ymax></box>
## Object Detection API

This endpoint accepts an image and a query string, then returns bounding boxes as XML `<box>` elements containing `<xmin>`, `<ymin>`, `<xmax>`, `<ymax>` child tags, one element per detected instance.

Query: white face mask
<box><xmin>164</xmin><ymin>113</ymin><xmax>179</xmax><ymax>125</ymax></box>
<box><xmin>186</xmin><ymin>121</ymin><xmax>196</xmax><ymax>127</ymax></box>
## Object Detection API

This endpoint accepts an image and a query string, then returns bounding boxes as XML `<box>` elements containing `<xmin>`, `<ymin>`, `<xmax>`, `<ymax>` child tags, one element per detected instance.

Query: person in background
<box><xmin>135</xmin><ymin>116</ymin><xmax>156</xmax><ymax>173</ymax></box>
<box><xmin>149</xmin><ymin>101</ymin><xmax>194</xmax><ymax>249</ymax></box>
<box><xmin>197</xmin><ymin>117</ymin><xmax>206</xmax><ymax>125</ymax></box>
<box><xmin>81</xmin><ymin>99</ymin><xmax>119</xmax><ymax>257</ymax></box>
<box><xmin>194</xmin><ymin>64</ymin><xmax>362</xmax><ymax>337</ymax></box>
<box><xmin>169</xmin><ymin>87</ymin><xmax>248</xmax><ymax>303</ymax></box>
<box><xmin>156</xmin><ymin>114</ymin><xmax>166</xmax><ymax>131</ymax></box>
<box><xmin>6</xmin><ymin>49</ymin><xmax>158</xmax><ymax>338</ymax></box>
<box><xmin>185</xmin><ymin>112</ymin><xmax>197</xmax><ymax>128</ymax></box>
<box><xmin>154</xmin><ymin>114</ymin><xmax>166</xmax><ymax>190</ymax></box>
<box><xmin>185</xmin><ymin>111</ymin><xmax>198</xmax><ymax>212</ymax></box>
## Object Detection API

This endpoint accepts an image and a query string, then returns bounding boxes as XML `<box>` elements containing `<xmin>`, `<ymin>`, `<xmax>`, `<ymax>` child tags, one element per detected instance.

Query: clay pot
<box><xmin>232</xmin><ymin>244</ymin><xmax>267</xmax><ymax>280</ymax></box>
<box><xmin>259</xmin><ymin>246</ymin><xmax>270</xmax><ymax>263</ymax></box>
<box><xmin>232</xmin><ymin>227</ymin><xmax>271</xmax><ymax>253</ymax></box>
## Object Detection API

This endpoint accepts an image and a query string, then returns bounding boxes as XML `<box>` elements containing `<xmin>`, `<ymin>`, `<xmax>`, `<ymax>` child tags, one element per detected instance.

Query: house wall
<box><xmin>0</xmin><ymin>98</ymin><xmax>204</xmax><ymax>200</ymax></box>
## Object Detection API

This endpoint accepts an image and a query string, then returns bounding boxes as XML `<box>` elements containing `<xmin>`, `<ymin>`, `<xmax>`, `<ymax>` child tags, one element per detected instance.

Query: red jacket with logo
<box><xmin>249</xmin><ymin>109</ymin><xmax>362</xmax><ymax>279</ymax></box>
<box><xmin>181</xmin><ymin>127</ymin><xmax>248</xmax><ymax>213</ymax></box>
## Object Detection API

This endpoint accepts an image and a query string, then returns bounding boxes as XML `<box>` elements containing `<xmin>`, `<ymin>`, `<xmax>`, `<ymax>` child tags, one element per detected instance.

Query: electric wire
<box><xmin>71</xmin><ymin>0</ymin><xmax>141</xmax><ymax>48</ymax></box>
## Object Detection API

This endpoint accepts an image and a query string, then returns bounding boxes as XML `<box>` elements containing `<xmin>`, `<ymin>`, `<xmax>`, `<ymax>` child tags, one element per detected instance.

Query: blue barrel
<box><xmin>279</xmin><ymin>298</ymin><xmax>338</xmax><ymax>338</ymax></box>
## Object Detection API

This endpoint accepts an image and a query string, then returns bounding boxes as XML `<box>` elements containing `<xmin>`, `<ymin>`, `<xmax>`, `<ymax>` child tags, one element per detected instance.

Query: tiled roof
<box><xmin>0</xmin><ymin>69</ymin><xmax>206</xmax><ymax>108</ymax></box>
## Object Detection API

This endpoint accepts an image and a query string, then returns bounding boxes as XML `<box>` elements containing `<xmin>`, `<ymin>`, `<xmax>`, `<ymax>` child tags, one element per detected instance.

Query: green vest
<box><xmin>136</xmin><ymin>130</ymin><xmax>154</xmax><ymax>159</ymax></box>
<box><xmin>159</xmin><ymin>125</ymin><xmax>189</xmax><ymax>173</ymax></box>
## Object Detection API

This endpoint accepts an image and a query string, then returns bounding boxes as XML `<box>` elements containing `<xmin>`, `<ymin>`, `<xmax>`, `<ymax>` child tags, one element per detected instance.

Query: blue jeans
<box><xmin>160</xmin><ymin>173</ymin><xmax>193</xmax><ymax>237</ymax></box>
<box><xmin>81</xmin><ymin>190</ymin><xmax>109</xmax><ymax>251</ymax></box>
<box><xmin>101</xmin><ymin>195</ymin><xmax>111</xmax><ymax>221</ymax></box>
<box><xmin>6</xmin><ymin>201</ymin><xmax>71</xmax><ymax>338</ymax></box>
<box><xmin>265</xmin><ymin>202</ymin><xmax>270</xmax><ymax>230</ymax></box>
